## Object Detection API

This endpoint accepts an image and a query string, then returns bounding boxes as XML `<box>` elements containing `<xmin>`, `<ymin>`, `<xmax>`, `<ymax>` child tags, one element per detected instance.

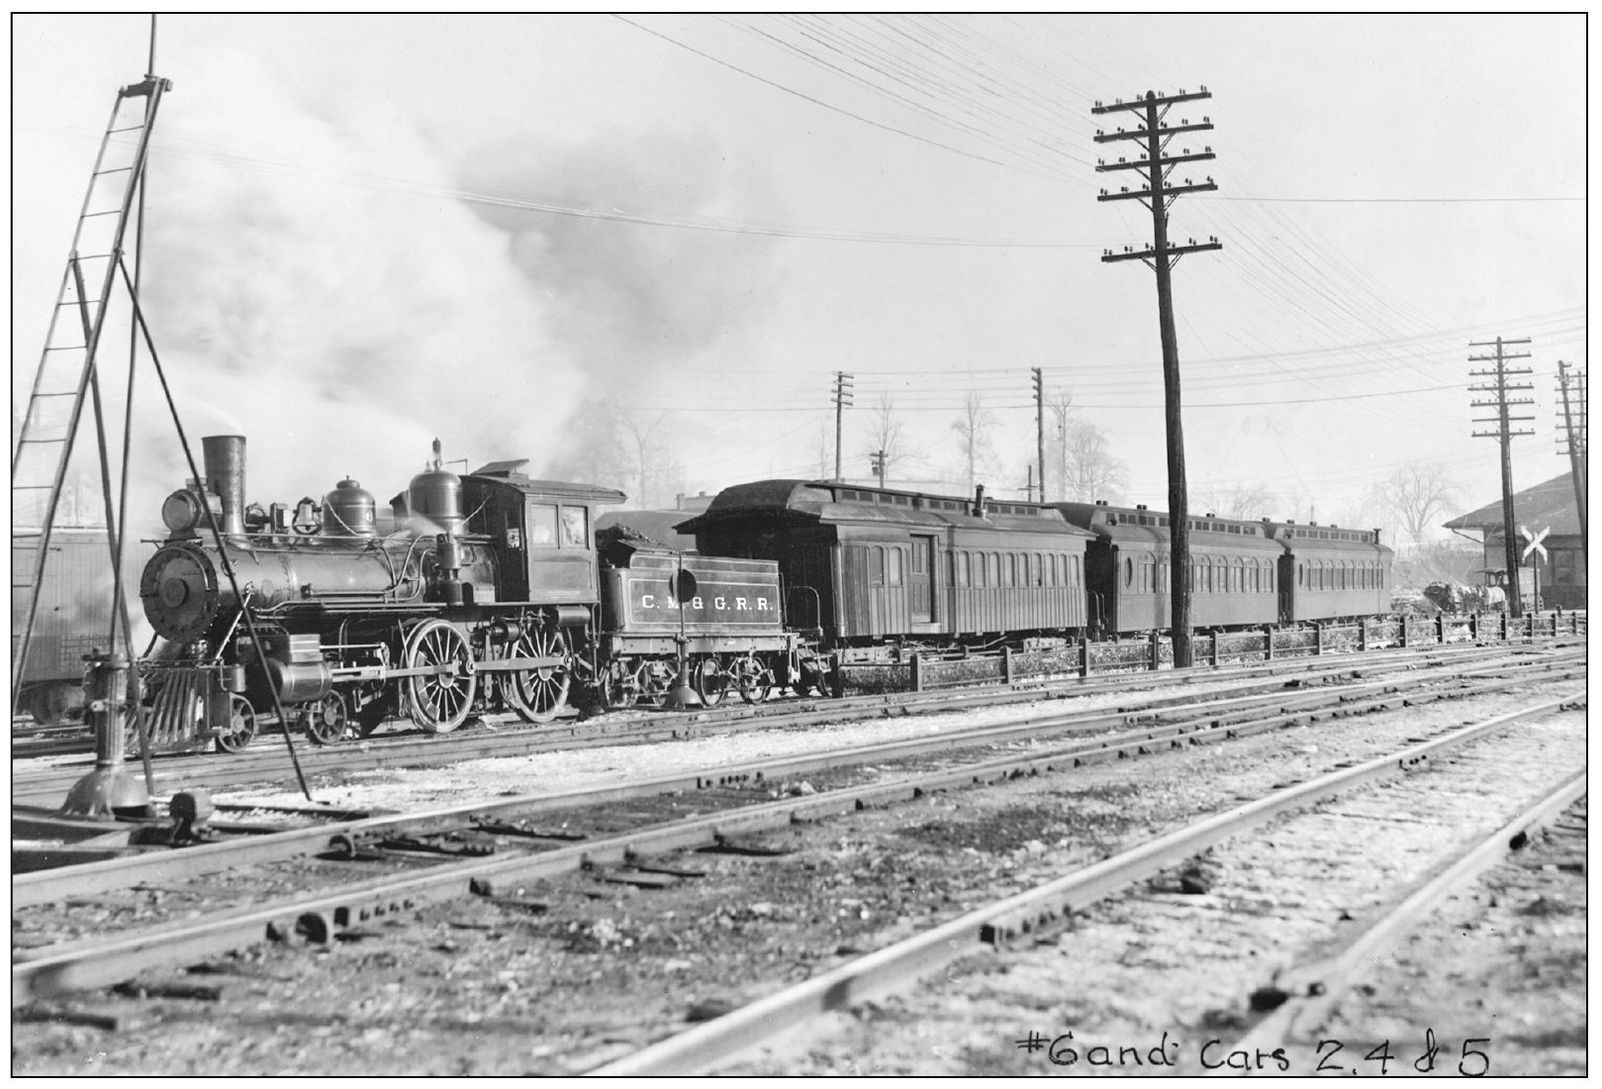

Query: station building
<box><xmin>1443</xmin><ymin>472</ymin><xmax>1586</xmax><ymax>610</ymax></box>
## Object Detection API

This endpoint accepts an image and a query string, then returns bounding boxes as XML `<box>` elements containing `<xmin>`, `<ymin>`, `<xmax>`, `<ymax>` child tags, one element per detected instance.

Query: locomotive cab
<box><xmin>458</xmin><ymin>460</ymin><xmax>625</xmax><ymax>608</ymax></box>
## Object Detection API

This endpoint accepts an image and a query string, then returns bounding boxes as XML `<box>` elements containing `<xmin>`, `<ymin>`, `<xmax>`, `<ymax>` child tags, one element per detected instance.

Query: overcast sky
<box><xmin>10</xmin><ymin>14</ymin><xmax>1587</xmax><ymax>538</ymax></box>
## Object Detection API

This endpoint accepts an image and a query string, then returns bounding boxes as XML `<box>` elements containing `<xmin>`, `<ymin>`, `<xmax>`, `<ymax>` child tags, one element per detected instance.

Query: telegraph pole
<box><xmin>1093</xmin><ymin>87</ymin><xmax>1221</xmax><ymax>668</ymax></box>
<box><xmin>832</xmin><ymin>371</ymin><xmax>853</xmax><ymax>481</ymax></box>
<box><xmin>1469</xmin><ymin>337</ymin><xmax>1534</xmax><ymax>616</ymax></box>
<box><xmin>1032</xmin><ymin>367</ymin><xmax>1045</xmax><ymax>502</ymax></box>
<box><xmin>1556</xmin><ymin>361</ymin><xmax>1587</xmax><ymax>560</ymax></box>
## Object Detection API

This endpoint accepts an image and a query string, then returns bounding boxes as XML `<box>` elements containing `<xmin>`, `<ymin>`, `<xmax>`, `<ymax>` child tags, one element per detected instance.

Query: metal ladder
<box><xmin>12</xmin><ymin>74</ymin><xmax>171</xmax><ymax>698</ymax></box>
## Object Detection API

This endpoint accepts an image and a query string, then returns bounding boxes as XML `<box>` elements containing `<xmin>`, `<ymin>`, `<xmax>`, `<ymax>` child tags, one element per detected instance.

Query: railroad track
<box><xmin>593</xmin><ymin>694</ymin><xmax>1586</xmax><ymax>1076</ymax></box>
<box><xmin>11</xmin><ymin>620</ymin><xmax>1584</xmax><ymax>766</ymax></box>
<box><xmin>12</xmin><ymin>651</ymin><xmax>1583</xmax><ymax>1024</ymax></box>
<box><xmin>1215</xmin><ymin>778</ymin><xmax>1584</xmax><ymax>1072</ymax></box>
<box><xmin>10</xmin><ymin>638</ymin><xmax>1577</xmax><ymax>809</ymax></box>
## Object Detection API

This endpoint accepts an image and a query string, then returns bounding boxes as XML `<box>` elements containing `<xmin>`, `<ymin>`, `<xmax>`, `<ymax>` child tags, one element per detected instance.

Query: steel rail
<box><xmin>11</xmin><ymin>639</ymin><xmax>1569</xmax><ymax>805</ymax></box>
<box><xmin>16</xmin><ymin>656</ymin><xmax>1581</xmax><ymax>908</ymax></box>
<box><xmin>1213</xmin><ymin>769</ymin><xmax>1587</xmax><ymax>1069</ymax></box>
<box><xmin>585</xmin><ymin>692</ymin><xmax>1586</xmax><ymax>1076</ymax></box>
<box><xmin>6</xmin><ymin>643</ymin><xmax>1569</xmax><ymax>819</ymax></box>
<box><xmin>12</xmin><ymin>675</ymin><xmax>1583</xmax><ymax>1006</ymax></box>
<box><xmin>5</xmin><ymin>670</ymin><xmax>1400</xmax><ymax>905</ymax></box>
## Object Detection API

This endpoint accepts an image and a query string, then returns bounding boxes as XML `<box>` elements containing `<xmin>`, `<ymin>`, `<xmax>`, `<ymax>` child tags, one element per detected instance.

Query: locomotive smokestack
<box><xmin>973</xmin><ymin>484</ymin><xmax>987</xmax><ymax>517</ymax></box>
<box><xmin>202</xmin><ymin>435</ymin><xmax>247</xmax><ymax>539</ymax></box>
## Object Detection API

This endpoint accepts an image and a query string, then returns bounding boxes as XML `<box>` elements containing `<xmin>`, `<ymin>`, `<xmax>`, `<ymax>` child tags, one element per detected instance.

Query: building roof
<box><xmin>1443</xmin><ymin>473</ymin><xmax>1583</xmax><ymax>535</ymax></box>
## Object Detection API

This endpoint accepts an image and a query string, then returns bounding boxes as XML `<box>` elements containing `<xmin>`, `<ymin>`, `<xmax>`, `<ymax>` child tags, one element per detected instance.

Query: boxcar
<box><xmin>11</xmin><ymin>528</ymin><xmax>113</xmax><ymax>724</ymax></box>
<box><xmin>1269</xmin><ymin>522</ymin><xmax>1393</xmax><ymax>623</ymax></box>
<box><xmin>678</xmin><ymin>481</ymin><xmax>1092</xmax><ymax>649</ymax></box>
<box><xmin>1053</xmin><ymin>502</ymin><xmax>1282</xmax><ymax>634</ymax></box>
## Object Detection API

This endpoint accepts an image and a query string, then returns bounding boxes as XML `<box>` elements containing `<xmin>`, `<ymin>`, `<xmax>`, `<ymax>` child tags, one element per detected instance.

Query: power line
<box><xmin>613</xmin><ymin>15</ymin><xmax>1064</xmax><ymax>182</ymax></box>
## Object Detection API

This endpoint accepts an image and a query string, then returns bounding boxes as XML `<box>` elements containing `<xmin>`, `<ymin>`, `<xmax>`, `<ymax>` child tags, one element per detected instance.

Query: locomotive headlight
<box><xmin>161</xmin><ymin>488</ymin><xmax>207</xmax><ymax>537</ymax></box>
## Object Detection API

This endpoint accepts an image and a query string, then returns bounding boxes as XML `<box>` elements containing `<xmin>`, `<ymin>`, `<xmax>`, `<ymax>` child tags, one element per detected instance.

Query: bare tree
<box><xmin>616</xmin><ymin>402</ymin><xmax>669</xmax><ymax>509</ymax></box>
<box><xmin>1060</xmin><ymin>417</ymin><xmax>1127</xmax><ymax>503</ymax></box>
<box><xmin>813</xmin><ymin>420</ymin><xmax>834</xmax><ymax>480</ymax></box>
<box><xmin>949</xmin><ymin>390</ymin><xmax>998</xmax><ymax>490</ymax></box>
<box><xmin>1196</xmin><ymin>481</ymin><xmax>1278</xmax><ymax>520</ymax></box>
<box><xmin>1046</xmin><ymin>391</ymin><xmax>1074</xmax><ymax>501</ymax></box>
<box><xmin>864</xmin><ymin>392</ymin><xmax>919</xmax><ymax>484</ymax></box>
<box><xmin>545</xmin><ymin>397</ymin><xmax>630</xmax><ymax>495</ymax></box>
<box><xmin>1373</xmin><ymin>462</ymin><xmax>1457</xmax><ymax>547</ymax></box>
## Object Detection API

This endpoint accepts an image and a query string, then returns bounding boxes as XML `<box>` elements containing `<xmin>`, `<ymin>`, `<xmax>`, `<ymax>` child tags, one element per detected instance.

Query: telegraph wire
<box><xmin>613</xmin><ymin>15</ymin><xmax>1066</xmax><ymax>184</ymax></box>
<box><xmin>719</xmin><ymin>15</ymin><xmax>1085</xmax><ymax>180</ymax></box>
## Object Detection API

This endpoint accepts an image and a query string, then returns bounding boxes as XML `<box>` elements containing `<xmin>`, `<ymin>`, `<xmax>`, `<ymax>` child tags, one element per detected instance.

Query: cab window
<box><xmin>560</xmin><ymin>506</ymin><xmax>588</xmax><ymax>548</ymax></box>
<box><xmin>528</xmin><ymin>504</ymin><xmax>558</xmax><ymax>548</ymax></box>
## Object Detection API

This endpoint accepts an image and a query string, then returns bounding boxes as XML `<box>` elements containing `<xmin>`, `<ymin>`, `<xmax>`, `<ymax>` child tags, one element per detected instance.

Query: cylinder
<box><xmin>202</xmin><ymin>435</ymin><xmax>247</xmax><ymax>538</ymax></box>
<box><xmin>268</xmin><ymin>659</ymin><xmax>333</xmax><ymax>704</ymax></box>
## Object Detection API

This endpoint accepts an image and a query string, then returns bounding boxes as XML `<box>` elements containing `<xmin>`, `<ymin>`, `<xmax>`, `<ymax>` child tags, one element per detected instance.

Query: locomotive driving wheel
<box><xmin>693</xmin><ymin>656</ymin><xmax>729</xmax><ymax>707</ymax></box>
<box><xmin>503</xmin><ymin>626</ymin><xmax>570</xmax><ymax>723</ymax></box>
<box><xmin>214</xmin><ymin>694</ymin><xmax>257</xmax><ymax>754</ymax></box>
<box><xmin>303</xmin><ymin>691</ymin><xmax>349</xmax><ymax>746</ymax></box>
<box><xmin>404</xmin><ymin>618</ymin><xmax>476</xmax><ymax>734</ymax></box>
<box><xmin>732</xmin><ymin>655</ymin><xmax>774</xmax><ymax>704</ymax></box>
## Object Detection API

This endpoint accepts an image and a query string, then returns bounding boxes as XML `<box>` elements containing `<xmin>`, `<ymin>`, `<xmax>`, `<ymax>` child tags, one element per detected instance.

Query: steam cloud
<box><xmin>135</xmin><ymin>50</ymin><xmax>585</xmax><ymax>507</ymax></box>
<box><xmin>21</xmin><ymin>47</ymin><xmax>782</xmax><ymax>656</ymax></box>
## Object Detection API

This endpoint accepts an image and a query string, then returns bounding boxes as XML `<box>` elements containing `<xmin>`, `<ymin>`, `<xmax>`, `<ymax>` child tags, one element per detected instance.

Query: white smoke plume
<box><xmin>132</xmin><ymin>50</ymin><xmax>585</xmax><ymax>507</ymax></box>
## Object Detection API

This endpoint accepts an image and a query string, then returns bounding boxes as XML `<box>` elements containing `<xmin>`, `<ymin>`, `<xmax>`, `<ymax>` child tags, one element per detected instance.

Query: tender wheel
<box><xmin>693</xmin><ymin>656</ymin><xmax>729</xmax><ymax>707</ymax></box>
<box><xmin>641</xmin><ymin>660</ymin><xmax>676</xmax><ymax>708</ymax></box>
<box><xmin>733</xmin><ymin>655</ymin><xmax>774</xmax><ymax>704</ymax></box>
<box><xmin>215</xmin><ymin>694</ymin><xmax>257</xmax><ymax>754</ymax></box>
<box><xmin>404</xmin><ymin>618</ymin><xmax>476</xmax><ymax>734</ymax></box>
<box><xmin>304</xmin><ymin>691</ymin><xmax>349</xmax><ymax>745</ymax></box>
<box><xmin>601</xmin><ymin>661</ymin><xmax>644</xmax><ymax>710</ymax></box>
<box><xmin>503</xmin><ymin>626</ymin><xmax>571</xmax><ymax>723</ymax></box>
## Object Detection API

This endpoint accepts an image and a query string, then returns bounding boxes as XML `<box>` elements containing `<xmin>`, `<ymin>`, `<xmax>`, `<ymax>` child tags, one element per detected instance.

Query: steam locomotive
<box><xmin>137</xmin><ymin>436</ymin><xmax>805</xmax><ymax>752</ymax></box>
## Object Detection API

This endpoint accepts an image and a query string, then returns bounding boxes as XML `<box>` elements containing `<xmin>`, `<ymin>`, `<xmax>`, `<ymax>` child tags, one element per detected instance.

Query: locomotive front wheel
<box><xmin>504</xmin><ymin>627</ymin><xmax>571</xmax><ymax>724</ymax></box>
<box><xmin>404</xmin><ymin>618</ymin><xmax>476</xmax><ymax>734</ymax></box>
<box><xmin>693</xmin><ymin>657</ymin><xmax>729</xmax><ymax>707</ymax></box>
<box><xmin>304</xmin><ymin>691</ymin><xmax>349</xmax><ymax>746</ymax></box>
<box><xmin>732</xmin><ymin>655</ymin><xmax>774</xmax><ymax>704</ymax></box>
<box><xmin>215</xmin><ymin>694</ymin><xmax>257</xmax><ymax>754</ymax></box>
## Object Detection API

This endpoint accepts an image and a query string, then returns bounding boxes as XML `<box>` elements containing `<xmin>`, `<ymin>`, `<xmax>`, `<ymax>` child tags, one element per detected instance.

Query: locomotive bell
<box><xmin>407</xmin><ymin>438</ymin><xmax>464</xmax><ymax>536</ymax></box>
<box><xmin>322</xmin><ymin>478</ymin><xmax>377</xmax><ymax>538</ymax></box>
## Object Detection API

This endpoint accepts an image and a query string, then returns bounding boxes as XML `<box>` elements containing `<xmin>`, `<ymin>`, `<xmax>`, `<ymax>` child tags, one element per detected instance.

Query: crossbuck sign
<box><xmin>1518</xmin><ymin>524</ymin><xmax>1550</xmax><ymax>562</ymax></box>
